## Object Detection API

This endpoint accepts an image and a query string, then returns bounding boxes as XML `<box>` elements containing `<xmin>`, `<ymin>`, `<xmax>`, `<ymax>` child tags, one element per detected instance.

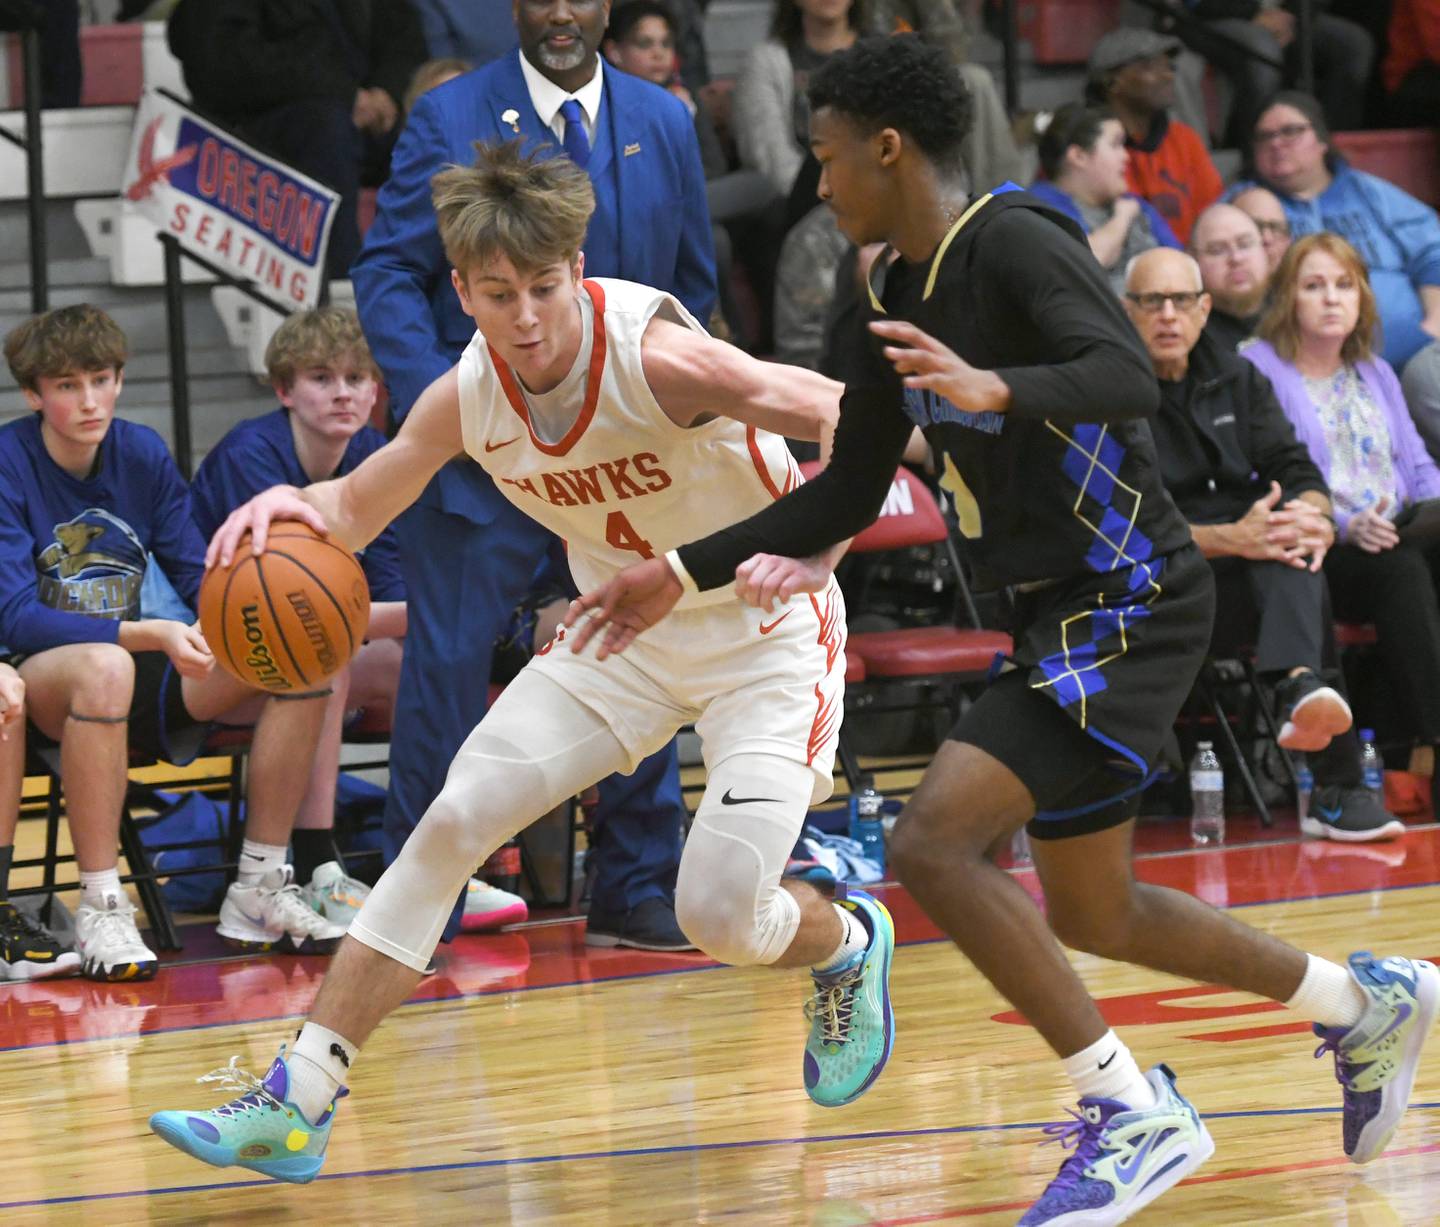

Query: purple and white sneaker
<box><xmin>1018</xmin><ymin>1064</ymin><xmax>1214</xmax><ymax>1226</ymax></box>
<box><xmin>1313</xmin><ymin>952</ymin><xmax>1439</xmax><ymax>1164</ymax></box>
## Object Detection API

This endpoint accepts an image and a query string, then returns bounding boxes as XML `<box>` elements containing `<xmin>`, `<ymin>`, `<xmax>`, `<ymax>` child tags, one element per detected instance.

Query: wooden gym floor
<box><xmin>3</xmin><ymin>806</ymin><xmax>1439</xmax><ymax>1224</ymax></box>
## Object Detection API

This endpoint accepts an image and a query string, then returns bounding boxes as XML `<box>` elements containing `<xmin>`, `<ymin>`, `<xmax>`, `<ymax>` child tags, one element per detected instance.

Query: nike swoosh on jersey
<box><xmin>721</xmin><ymin>788</ymin><xmax>780</xmax><ymax>806</ymax></box>
<box><xmin>759</xmin><ymin>610</ymin><xmax>792</xmax><ymax>634</ymax></box>
<box><xmin>484</xmin><ymin>437</ymin><xmax>521</xmax><ymax>452</ymax></box>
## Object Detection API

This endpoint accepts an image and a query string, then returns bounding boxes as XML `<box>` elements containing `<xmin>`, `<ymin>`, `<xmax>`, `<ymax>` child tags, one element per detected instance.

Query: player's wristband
<box><xmin>664</xmin><ymin>548</ymin><xmax>700</xmax><ymax>596</ymax></box>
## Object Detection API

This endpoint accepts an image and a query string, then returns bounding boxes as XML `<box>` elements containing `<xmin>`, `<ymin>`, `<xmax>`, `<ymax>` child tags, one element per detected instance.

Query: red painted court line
<box><xmin>4</xmin><ymin>829</ymin><xmax>1438</xmax><ymax>1053</ymax></box>
<box><xmin>873</xmin><ymin>1141</ymin><xmax>1440</xmax><ymax>1225</ymax></box>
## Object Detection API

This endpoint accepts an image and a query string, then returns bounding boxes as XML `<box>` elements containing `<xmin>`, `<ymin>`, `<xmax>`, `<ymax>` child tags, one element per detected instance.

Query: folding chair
<box><xmin>13</xmin><ymin>732</ymin><xmax>251</xmax><ymax>953</ymax></box>
<box><xmin>800</xmin><ymin>462</ymin><xmax>1012</xmax><ymax>783</ymax></box>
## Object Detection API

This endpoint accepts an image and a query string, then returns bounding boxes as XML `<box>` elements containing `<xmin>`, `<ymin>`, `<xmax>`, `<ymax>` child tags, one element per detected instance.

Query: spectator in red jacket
<box><xmin>1086</xmin><ymin>28</ymin><xmax>1223</xmax><ymax>245</ymax></box>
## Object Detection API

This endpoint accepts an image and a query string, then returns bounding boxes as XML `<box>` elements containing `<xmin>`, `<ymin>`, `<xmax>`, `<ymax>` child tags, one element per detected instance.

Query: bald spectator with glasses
<box><xmin>1125</xmin><ymin>247</ymin><xmax>1403</xmax><ymax>842</ymax></box>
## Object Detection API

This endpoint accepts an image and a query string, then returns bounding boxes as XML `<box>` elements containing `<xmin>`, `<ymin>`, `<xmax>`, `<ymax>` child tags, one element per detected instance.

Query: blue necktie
<box><xmin>559</xmin><ymin>98</ymin><xmax>591</xmax><ymax>169</ymax></box>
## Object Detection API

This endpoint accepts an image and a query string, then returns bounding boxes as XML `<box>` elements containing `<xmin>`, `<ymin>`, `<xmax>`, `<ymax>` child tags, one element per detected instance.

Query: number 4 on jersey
<box><xmin>605</xmin><ymin>510</ymin><xmax>654</xmax><ymax>559</ymax></box>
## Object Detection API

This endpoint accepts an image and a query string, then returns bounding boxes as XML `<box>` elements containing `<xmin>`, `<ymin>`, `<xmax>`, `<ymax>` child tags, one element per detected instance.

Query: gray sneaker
<box><xmin>1303</xmin><ymin>785</ymin><xmax>1406</xmax><ymax>842</ymax></box>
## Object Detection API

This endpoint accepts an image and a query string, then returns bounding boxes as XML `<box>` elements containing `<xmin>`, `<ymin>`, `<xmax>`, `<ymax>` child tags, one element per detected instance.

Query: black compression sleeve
<box><xmin>677</xmin><ymin>382</ymin><xmax>913</xmax><ymax>591</ymax></box>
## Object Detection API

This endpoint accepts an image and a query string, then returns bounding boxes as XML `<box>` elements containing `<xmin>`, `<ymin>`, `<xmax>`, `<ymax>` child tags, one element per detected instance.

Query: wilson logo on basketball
<box><xmin>199</xmin><ymin>522</ymin><xmax>369</xmax><ymax>691</ymax></box>
<box><xmin>285</xmin><ymin>590</ymin><xmax>339</xmax><ymax>677</ymax></box>
<box><xmin>240</xmin><ymin>604</ymin><xmax>293</xmax><ymax>692</ymax></box>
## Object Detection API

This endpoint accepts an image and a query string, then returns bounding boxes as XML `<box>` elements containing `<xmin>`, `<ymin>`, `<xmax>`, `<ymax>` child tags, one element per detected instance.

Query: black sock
<box><xmin>1312</xmin><ymin>727</ymin><xmax>1364</xmax><ymax>790</ymax></box>
<box><xmin>0</xmin><ymin>843</ymin><xmax>11</xmax><ymax>902</ymax></box>
<box><xmin>290</xmin><ymin>829</ymin><xmax>338</xmax><ymax>886</ymax></box>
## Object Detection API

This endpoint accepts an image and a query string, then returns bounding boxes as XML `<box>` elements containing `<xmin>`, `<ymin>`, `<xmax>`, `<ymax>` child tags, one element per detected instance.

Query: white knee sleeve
<box><xmin>675</xmin><ymin>754</ymin><xmax>815</xmax><ymax>966</ymax></box>
<box><xmin>349</xmin><ymin>671</ymin><xmax>628</xmax><ymax>971</ymax></box>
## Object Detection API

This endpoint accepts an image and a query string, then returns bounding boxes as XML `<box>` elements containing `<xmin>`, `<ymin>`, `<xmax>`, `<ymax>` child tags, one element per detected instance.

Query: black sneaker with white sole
<box><xmin>585</xmin><ymin>897</ymin><xmax>697</xmax><ymax>952</ymax></box>
<box><xmin>1275</xmin><ymin>670</ymin><xmax>1353</xmax><ymax>752</ymax></box>
<box><xmin>0</xmin><ymin>901</ymin><xmax>80</xmax><ymax>980</ymax></box>
<box><xmin>1303</xmin><ymin>785</ymin><xmax>1407</xmax><ymax>842</ymax></box>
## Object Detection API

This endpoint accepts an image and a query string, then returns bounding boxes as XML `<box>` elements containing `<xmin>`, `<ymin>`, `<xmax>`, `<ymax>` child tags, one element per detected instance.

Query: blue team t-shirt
<box><xmin>0</xmin><ymin>414</ymin><xmax>207</xmax><ymax>655</ymax></box>
<box><xmin>189</xmin><ymin>407</ymin><xmax>405</xmax><ymax>603</ymax></box>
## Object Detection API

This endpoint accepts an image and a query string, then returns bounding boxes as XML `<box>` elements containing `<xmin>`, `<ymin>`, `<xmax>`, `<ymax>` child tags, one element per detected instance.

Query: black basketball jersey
<box><xmin>678</xmin><ymin>189</ymin><xmax>1193</xmax><ymax>595</ymax></box>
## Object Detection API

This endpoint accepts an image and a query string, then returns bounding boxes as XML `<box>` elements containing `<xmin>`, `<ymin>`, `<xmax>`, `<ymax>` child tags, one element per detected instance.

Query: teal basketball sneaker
<box><xmin>803</xmin><ymin>888</ymin><xmax>895</xmax><ymax>1107</ymax></box>
<box><xmin>149</xmin><ymin>1049</ymin><xmax>346</xmax><ymax>1184</ymax></box>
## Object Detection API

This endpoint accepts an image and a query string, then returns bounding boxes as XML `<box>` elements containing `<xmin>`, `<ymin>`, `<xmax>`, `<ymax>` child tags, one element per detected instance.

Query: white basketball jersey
<box><xmin>457</xmin><ymin>278</ymin><xmax>802</xmax><ymax>609</ymax></box>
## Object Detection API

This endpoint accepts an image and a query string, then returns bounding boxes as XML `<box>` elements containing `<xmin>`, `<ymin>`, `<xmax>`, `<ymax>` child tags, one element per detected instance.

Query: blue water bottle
<box><xmin>1293</xmin><ymin>752</ymin><xmax>1314</xmax><ymax>825</ymax></box>
<box><xmin>1358</xmin><ymin>729</ymin><xmax>1384</xmax><ymax>796</ymax></box>
<box><xmin>849</xmin><ymin>774</ymin><xmax>886</xmax><ymax>872</ymax></box>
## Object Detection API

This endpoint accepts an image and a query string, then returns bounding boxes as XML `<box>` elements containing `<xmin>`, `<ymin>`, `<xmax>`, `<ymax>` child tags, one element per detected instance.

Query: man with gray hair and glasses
<box><xmin>1125</xmin><ymin>246</ymin><xmax>1403</xmax><ymax>841</ymax></box>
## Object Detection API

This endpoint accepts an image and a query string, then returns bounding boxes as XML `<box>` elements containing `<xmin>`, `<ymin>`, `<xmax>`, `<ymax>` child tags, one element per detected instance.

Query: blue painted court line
<box><xmin>5</xmin><ymin>1101</ymin><xmax>1438</xmax><ymax>1212</ymax></box>
<box><xmin>3</xmin><ymin>876</ymin><xmax>1438</xmax><ymax>1056</ymax></box>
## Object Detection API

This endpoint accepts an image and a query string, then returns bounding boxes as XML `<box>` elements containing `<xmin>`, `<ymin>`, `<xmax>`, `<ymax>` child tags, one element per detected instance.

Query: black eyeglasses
<box><xmin>1254</xmin><ymin>122</ymin><xmax>1313</xmax><ymax>147</ymax></box>
<box><xmin>1254</xmin><ymin>219</ymin><xmax>1291</xmax><ymax>238</ymax></box>
<box><xmin>1125</xmin><ymin>291</ymin><xmax>1204</xmax><ymax>314</ymax></box>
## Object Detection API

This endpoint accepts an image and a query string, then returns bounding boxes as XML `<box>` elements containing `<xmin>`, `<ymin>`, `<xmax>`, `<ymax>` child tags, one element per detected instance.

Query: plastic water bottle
<box><xmin>1359</xmin><ymin>729</ymin><xmax>1384</xmax><ymax>797</ymax></box>
<box><xmin>1293</xmin><ymin>752</ymin><xmax>1314</xmax><ymax>825</ymax></box>
<box><xmin>1189</xmin><ymin>741</ymin><xmax>1225</xmax><ymax>846</ymax></box>
<box><xmin>1010</xmin><ymin>826</ymin><xmax>1032</xmax><ymax>866</ymax></box>
<box><xmin>849</xmin><ymin>775</ymin><xmax>886</xmax><ymax>872</ymax></box>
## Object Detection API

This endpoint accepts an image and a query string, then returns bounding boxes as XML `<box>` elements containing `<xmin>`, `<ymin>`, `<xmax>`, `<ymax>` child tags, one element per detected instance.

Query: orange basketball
<box><xmin>198</xmin><ymin>522</ymin><xmax>370</xmax><ymax>693</ymax></box>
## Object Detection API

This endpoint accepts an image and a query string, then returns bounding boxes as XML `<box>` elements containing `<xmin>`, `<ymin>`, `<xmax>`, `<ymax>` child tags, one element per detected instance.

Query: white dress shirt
<box><xmin>518</xmin><ymin>54</ymin><xmax>604</xmax><ymax>144</ymax></box>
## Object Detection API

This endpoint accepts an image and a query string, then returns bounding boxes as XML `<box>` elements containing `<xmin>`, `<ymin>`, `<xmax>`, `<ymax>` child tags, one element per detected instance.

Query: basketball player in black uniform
<box><xmin>569</xmin><ymin>35</ymin><xmax>1439</xmax><ymax>1227</ymax></box>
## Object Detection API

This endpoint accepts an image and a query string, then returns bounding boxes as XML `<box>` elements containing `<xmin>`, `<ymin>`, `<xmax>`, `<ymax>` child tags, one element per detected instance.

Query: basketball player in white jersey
<box><xmin>148</xmin><ymin>142</ymin><xmax>897</xmax><ymax>1183</ymax></box>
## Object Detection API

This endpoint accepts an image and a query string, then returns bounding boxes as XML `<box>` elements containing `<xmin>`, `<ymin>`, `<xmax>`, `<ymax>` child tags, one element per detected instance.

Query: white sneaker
<box><xmin>74</xmin><ymin>893</ymin><xmax>158</xmax><ymax>981</ymax></box>
<box><xmin>218</xmin><ymin>866</ymin><xmax>346</xmax><ymax>953</ymax></box>
<box><xmin>460</xmin><ymin>878</ymin><xmax>528</xmax><ymax>932</ymax></box>
<box><xmin>300</xmin><ymin>861</ymin><xmax>371</xmax><ymax>929</ymax></box>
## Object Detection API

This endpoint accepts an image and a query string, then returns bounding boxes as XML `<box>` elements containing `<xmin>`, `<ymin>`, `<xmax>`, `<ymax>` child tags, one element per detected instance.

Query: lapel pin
<box><xmin>624</xmin><ymin>142</ymin><xmax>641</xmax><ymax>157</ymax></box>
<box><xmin>501</xmin><ymin>108</ymin><xmax>520</xmax><ymax>134</ymax></box>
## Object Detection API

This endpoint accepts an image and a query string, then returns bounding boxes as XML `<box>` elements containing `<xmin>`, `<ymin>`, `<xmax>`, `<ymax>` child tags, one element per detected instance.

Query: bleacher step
<box><xmin>0</xmin><ymin>341</ymin><xmax>246</xmax><ymax>391</ymax></box>
<box><xmin>0</xmin><ymin>198</ymin><xmax>94</xmax><ymax>266</ymax></box>
<box><xmin>0</xmin><ymin>254</ymin><xmax>110</xmax><ymax>291</ymax></box>
<box><xmin>0</xmin><ymin>290</ymin><xmax>230</xmax><ymax>350</ymax></box>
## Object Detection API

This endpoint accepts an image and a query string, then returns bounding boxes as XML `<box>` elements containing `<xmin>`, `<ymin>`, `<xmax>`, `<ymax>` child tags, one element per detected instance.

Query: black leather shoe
<box><xmin>584</xmin><ymin>898</ymin><xmax>697</xmax><ymax>952</ymax></box>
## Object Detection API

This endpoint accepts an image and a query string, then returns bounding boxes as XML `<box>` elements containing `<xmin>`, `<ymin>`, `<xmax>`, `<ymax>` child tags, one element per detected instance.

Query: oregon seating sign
<box><xmin>120</xmin><ymin>89</ymin><xmax>339</xmax><ymax>310</ymax></box>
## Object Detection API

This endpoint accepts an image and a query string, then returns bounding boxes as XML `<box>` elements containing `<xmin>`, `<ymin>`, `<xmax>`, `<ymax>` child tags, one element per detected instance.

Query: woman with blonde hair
<box><xmin>1244</xmin><ymin>231</ymin><xmax>1440</xmax><ymax>750</ymax></box>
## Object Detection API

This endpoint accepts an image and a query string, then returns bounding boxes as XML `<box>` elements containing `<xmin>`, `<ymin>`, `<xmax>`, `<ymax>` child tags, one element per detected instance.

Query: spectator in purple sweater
<box><xmin>1243</xmin><ymin>231</ymin><xmax>1440</xmax><ymax>751</ymax></box>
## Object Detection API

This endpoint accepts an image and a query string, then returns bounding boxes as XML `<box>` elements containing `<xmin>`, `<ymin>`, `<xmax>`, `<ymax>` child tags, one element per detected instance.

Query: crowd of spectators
<box><xmin>5</xmin><ymin>0</ymin><xmax>1440</xmax><ymax>980</ymax></box>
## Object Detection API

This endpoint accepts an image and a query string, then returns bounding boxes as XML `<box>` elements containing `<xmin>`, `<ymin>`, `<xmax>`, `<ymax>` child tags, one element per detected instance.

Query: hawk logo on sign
<box><xmin>125</xmin><ymin>118</ymin><xmax>199</xmax><ymax>203</ymax></box>
<box><xmin>121</xmin><ymin>90</ymin><xmax>339</xmax><ymax>310</ymax></box>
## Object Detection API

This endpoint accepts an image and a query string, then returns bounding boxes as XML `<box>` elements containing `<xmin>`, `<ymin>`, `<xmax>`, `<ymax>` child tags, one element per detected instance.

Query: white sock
<box><xmin>237</xmin><ymin>839</ymin><xmax>287</xmax><ymax>887</ymax></box>
<box><xmin>289</xmin><ymin>1022</ymin><xmax>357</xmax><ymax>1124</ymax></box>
<box><xmin>812</xmin><ymin>905</ymin><xmax>869</xmax><ymax>974</ymax></box>
<box><xmin>1286</xmin><ymin>954</ymin><xmax>1367</xmax><ymax>1029</ymax></box>
<box><xmin>1061</xmin><ymin>1030</ymin><xmax>1156</xmax><ymax>1109</ymax></box>
<box><xmin>78</xmin><ymin>867</ymin><xmax>124</xmax><ymax>909</ymax></box>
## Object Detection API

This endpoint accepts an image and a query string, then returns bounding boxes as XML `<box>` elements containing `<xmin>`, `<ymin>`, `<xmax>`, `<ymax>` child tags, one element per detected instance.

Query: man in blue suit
<box><xmin>352</xmin><ymin>0</ymin><xmax>715</xmax><ymax>950</ymax></box>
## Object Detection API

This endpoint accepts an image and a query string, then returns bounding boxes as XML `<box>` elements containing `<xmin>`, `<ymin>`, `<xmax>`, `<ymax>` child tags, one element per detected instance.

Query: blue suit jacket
<box><xmin>352</xmin><ymin>51</ymin><xmax>716</xmax><ymax>525</ymax></box>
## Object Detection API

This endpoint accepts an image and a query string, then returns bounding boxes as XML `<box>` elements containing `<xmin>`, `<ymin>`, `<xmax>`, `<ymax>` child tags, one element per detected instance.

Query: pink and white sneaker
<box><xmin>460</xmin><ymin>878</ymin><xmax>528</xmax><ymax>932</ymax></box>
